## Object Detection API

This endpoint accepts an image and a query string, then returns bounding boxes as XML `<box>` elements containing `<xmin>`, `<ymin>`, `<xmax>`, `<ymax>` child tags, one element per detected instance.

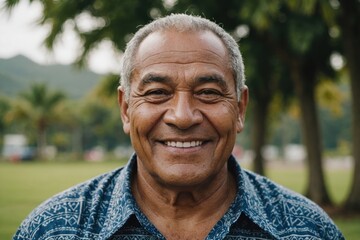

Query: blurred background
<box><xmin>0</xmin><ymin>0</ymin><xmax>359</xmax><ymax>239</ymax></box>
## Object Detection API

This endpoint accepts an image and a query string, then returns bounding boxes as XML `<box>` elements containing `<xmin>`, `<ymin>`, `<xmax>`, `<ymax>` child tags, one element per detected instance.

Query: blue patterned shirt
<box><xmin>13</xmin><ymin>154</ymin><xmax>344</xmax><ymax>239</ymax></box>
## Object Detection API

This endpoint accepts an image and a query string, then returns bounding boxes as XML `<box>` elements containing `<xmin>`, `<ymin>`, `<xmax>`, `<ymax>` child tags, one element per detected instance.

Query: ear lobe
<box><xmin>118</xmin><ymin>86</ymin><xmax>130</xmax><ymax>135</ymax></box>
<box><xmin>236</xmin><ymin>86</ymin><xmax>249</xmax><ymax>133</ymax></box>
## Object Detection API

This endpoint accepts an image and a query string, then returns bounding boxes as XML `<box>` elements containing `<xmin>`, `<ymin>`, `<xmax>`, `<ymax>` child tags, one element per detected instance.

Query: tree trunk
<box><xmin>292</xmin><ymin>63</ymin><xmax>332</xmax><ymax>205</ymax></box>
<box><xmin>72</xmin><ymin>125</ymin><xmax>83</xmax><ymax>160</ymax></box>
<box><xmin>340</xmin><ymin>0</ymin><xmax>360</xmax><ymax>212</ymax></box>
<box><xmin>252</xmin><ymin>98</ymin><xmax>270</xmax><ymax>176</ymax></box>
<box><xmin>37</xmin><ymin>128</ymin><xmax>46</xmax><ymax>160</ymax></box>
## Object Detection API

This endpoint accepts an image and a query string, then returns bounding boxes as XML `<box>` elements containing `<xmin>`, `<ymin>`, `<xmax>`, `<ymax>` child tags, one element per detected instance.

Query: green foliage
<box><xmin>0</xmin><ymin>57</ymin><xmax>129</xmax><ymax>154</ymax></box>
<box><xmin>316</xmin><ymin>79</ymin><xmax>347</xmax><ymax>116</ymax></box>
<box><xmin>22</xmin><ymin>83</ymin><xmax>65</xmax><ymax>115</ymax></box>
<box><xmin>50</xmin><ymin>132</ymin><xmax>71</xmax><ymax>151</ymax></box>
<box><xmin>5</xmin><ymin>83</ymin><xmax>66</xmax><ymax>158</ymax></box>
<box><xmin>89</xmin><ymin>73</ymin><xmax>119</xmax><ymax>104</ymax></box>
<box><xmin>239</xmin><ymin>1</ymin><xmax>282</xmax><ymax>30</ymax></box>
<box><xmin>287</xmin><ymin>16</ymin><xmax>324</xmax><ymax>55</ymax></box>
<box><xmin>289</xmin><ymin>0</ymin><xmax>317</xmax><ymax>14</ymax></box>
<box><xmin>6</xmin><ymin>83</ymin><xmax>66</xmax><ymax>128</ymax></box>
<box><xmin>81</xmin><ymin>99</ymin><xmax>130</xmax><ymax>150</ymax></box>
<box><xmin>0</xmin><ymin>95</ymin><xmax>10</xmax><ymax>132</ymax></box>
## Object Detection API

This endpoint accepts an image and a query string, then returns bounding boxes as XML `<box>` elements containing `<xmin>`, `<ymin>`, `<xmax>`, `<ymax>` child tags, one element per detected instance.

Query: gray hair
<box><xmin>120</xmin><ymin>13</ymin><xmax>245</xmax><ymax>101</ymax></box>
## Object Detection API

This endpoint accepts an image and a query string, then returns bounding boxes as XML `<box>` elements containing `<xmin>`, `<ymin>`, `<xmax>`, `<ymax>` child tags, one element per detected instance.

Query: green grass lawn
<box><xmin>0</xmin><ymin>160</ymin><xmax>124</xmax><ymax>239</ymax></box>
<box><xmin>0</xmin><ymin>160</ymin><xmax>359</xmax><ymax>239</ymax></box>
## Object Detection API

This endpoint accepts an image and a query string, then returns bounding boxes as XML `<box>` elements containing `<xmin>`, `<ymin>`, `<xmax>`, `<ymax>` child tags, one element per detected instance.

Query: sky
<box><xmin>0</xmin><ymin>0</ymin><xmax>121</xmax><ymax>74</ymax></box>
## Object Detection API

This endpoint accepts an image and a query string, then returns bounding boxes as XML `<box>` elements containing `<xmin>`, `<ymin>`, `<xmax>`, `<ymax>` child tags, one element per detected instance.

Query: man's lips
<box><xmin>164</xmin><ymin>141</ymin><xmax>203</xmax><ymax>148</ymax></box>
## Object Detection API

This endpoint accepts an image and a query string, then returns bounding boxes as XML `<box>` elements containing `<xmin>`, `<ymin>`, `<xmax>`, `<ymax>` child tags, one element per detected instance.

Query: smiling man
<box><xmin>14</xmin><ymin>14</ymin><xmax>343</xmax><ymax>240</ymax></box>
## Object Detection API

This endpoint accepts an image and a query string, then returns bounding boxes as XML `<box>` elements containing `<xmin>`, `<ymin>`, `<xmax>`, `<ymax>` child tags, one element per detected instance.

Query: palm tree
<box><xmin>6</xmin><ymin>83</ymin><xmax>66</xmax><ymax>159</ymax></box>
<box><xmin>0</xmin><ymin>95</ymin><xmax>10</xmax><ymax>149</ymax></box>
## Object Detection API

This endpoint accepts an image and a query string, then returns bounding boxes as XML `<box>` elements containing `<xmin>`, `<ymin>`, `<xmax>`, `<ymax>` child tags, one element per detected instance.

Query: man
<box><xmin>14</xmin><ymin>14</ymin><xmax>343</xmax><ymax>240</ymax></box>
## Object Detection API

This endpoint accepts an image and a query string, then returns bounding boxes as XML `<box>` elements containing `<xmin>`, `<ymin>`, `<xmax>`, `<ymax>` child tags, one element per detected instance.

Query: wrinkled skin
<box><xmin>119</xmin><ymin>30</ymin><xmax>248</xmax><ymax>190</ymax></box>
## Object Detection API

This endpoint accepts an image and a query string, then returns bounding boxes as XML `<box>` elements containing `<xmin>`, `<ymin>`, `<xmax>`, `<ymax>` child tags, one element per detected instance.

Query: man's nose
<box><xmin>163</xmin><ymin>92</ymin><xmax>203</xmax><ymax>129</ymax></box>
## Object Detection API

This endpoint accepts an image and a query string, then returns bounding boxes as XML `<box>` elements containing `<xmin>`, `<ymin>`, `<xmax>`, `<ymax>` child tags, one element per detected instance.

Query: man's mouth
<box><xmin>164</xmin><ymin>141</ymin><xmax>203</xmax><ymax>148</ymax></box>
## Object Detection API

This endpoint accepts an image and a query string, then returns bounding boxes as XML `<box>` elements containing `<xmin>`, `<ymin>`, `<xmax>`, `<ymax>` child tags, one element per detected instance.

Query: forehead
<box><xmin>133</xmin><ymin>30</ymin><xmax>231</xmax><ymax>73</ymax></box>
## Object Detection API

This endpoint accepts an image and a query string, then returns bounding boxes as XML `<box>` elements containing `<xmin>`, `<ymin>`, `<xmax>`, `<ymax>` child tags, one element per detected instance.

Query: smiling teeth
<box><xmin>165</xmin><ymin>141</ymin><xmax>202</xmax><ymax>148</ymax></box>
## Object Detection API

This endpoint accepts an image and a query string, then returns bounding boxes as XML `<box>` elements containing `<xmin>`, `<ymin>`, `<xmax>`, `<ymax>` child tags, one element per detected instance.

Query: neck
<box><xmin>132</xmin><ymin>163</ymin><xmax>237</xmax><ymax>238</ymax></box>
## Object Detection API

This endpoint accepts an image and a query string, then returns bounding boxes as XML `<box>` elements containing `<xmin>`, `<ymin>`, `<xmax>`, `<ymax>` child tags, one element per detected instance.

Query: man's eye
<box><xmin>199</xmin><ymin>89</ymin><xmax>221</xmax><ymax>95</ymax></box>
<box><xmin>146</xmin><ymin>89</ymin><xmax>169</xmax><ymax>96</ymax></box>
<box><xmin>197</xmin><ymin>89</ymin><xmax>222</xmax><ymax>97</ymax></box>
<box><xmin>195</xmin><ymin>89</ymin><xmax>223</xmax><ymax>102</ymax></box>
<box><xmin>143</xmin><ymin>89</ymin><xmax>171</xmax><ymax>103</ymax></box>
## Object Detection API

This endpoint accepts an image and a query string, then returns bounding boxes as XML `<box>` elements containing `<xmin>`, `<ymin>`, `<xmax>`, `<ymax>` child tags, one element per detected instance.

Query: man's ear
<box><xmin>236</xmin><ymin>86</ymin><xmax>249</xmax><ymax>133</ymax></box>
<box><xmin>118</xmin><ymin>86</ymin><xmax>130</xmax><ymax>135</ymax></box>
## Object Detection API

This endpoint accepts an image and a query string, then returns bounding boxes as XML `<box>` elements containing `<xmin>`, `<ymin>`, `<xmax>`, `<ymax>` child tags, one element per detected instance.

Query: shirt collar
<box><xmin>99</xmin><ymin>154</ymin><xmax>138</xmax><ymax>239</ymax></box>
<box><xmin>99</xmin><ymin>154</ymin><xmax>279</xmax><ymax>239</ymax></box>
<box><xmin>232</xmin><ymin>156</ymin><xmax>279</xmax><ymax>239</ymax></box>
<box><xmin>205</xmin><ymin>156</ymin><xmax>277</xmax><ymax>239</ymax></box>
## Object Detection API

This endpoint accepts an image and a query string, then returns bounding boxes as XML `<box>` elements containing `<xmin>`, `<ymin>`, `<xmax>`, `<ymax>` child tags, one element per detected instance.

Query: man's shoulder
<box><xmin>13</xmin><ymin>167</ymin><xmax>125</xmax><ymax>240</ymax></box>
<box><xmin>241</xmin><ymin>169</ymin><xmax>344</xmax><ymax>239</ymax></box>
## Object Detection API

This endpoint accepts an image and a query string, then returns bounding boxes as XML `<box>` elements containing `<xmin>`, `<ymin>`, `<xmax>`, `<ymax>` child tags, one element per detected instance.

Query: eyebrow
<box><xmin>196</xmin><ymin>74</ymin><xmax>228</xmax><ymax>90</ymax></box>
<box><xmin>140</xmin><ymin>73</ymin><xmax>172</xmax><ymax>87</ymax></box>
<box><xmin>139</xmin><ymin>73</ymin><xmax>229</xmax><ymax>89</ymax></box>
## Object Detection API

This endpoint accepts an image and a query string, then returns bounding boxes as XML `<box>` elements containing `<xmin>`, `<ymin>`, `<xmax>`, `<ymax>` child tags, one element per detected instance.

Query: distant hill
<box><xmin>0</xmin><ymin>55</ymin><xmax>103</xmax><ymax>99</ymax></box>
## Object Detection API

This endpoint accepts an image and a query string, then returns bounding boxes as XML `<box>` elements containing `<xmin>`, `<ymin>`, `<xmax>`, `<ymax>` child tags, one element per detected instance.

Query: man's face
<box><xmin>119</xmin><ymin>30</ymin><xmax>248</xmax><ymax>188</ymax></box>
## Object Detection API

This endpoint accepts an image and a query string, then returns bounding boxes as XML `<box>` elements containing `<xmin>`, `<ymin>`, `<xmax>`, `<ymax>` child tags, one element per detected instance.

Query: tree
<box><xmin>5</xmin><ymin>83</ymin><xmax>66</xmax><ymax>159</ymax></box>
<box><xmin>241</xmin><ymin>35</ymin><xmax>292</xmax><ymax>175</ymax></box>
<box><xmin>82</xmin><ymin>74</ymin><xmax>130</xmax><ymax>149</ymax></box>
<box><xmin>240</xmin><ymin>0</ymin><xmax>337</xmax><ymax>205</ymax></box>
<box><xmin>81</xmin><ymin>99</ymin><xmax>130</xmax><ymax>150</ymax></box>
<box><xmin>3</xmin><ymin>0</ymin><xmax>340</xmax><ymax>204</ymax></box>
<box><xmin>90</xmin><ymin>73</ymin><xmax>119</xmax><ymax>103</ymax></box>
<box><xmin>0</xmin><ymin>95</ymin><xmax>10</xmax><ymax>148</ymax></box>
<box><xmin>52</xmin><ymin>100</ymin><xmax>85</xmax><ymax>159</ymax></box>
<box><xmin>338</xmin><ymin>0</ymin><xmax>360</xmax><ymax>212</ymax></box>
<box><xmin>287</xmin><ymin>0</ymin><xmax>360</xmax><ymax>213</ymax></box>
